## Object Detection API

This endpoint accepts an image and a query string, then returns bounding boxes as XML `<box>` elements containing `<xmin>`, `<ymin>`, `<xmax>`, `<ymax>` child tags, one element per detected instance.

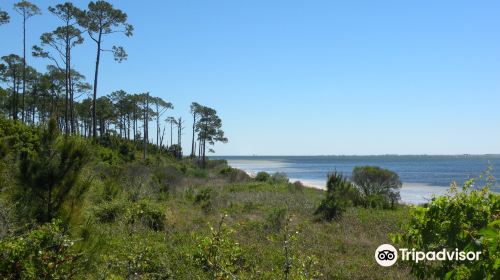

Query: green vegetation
<box><xmin>352</xmin><ymin>166</ymin><xmax>402</xmax><ymax>208</ymax></box>
<box><xmin>0</xmin><ymin>220</ymin><xmax>81</xmax><ymax>279</ymax></box>
<box><xmin>315</xmin><ymin>171</ymin><xmax>361</xmax><ymax>221</ymax></box>
<box><xmin>0</xmin><ymin>117</ymin><xmax>413</xmax><ymax>279</ymax></box>
<box><xmin>392</xmin><ymin>178</ymin><xmax>500</xmax><ymax>279</ymax></box>
<box><xmin>255</xmin><ymin>171</ymin><xmax>270</xmax><ymax>182</ymax></box>
<box><xmin>4</xmin><ymin>115</ymin><xmax>494</xmax><ymax>279</ymax></box>
<box><xmin>2</xmin><ymin>2</ymin><xmax>498</xmax><ymax>279</ymax></box>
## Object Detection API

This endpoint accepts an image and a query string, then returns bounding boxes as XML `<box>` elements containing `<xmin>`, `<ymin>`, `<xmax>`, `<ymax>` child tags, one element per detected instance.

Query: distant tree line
<box><xmin>0</xmin><ymin>1</ymin><xmax>227</xmax><ymax>164</ymax></box>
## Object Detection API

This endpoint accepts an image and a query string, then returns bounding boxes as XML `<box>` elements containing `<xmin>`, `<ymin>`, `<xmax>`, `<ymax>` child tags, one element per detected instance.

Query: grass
<box><xmin>72</xmin><ymin>159</ymin><xmax>414</xmax><ymax>279</ymax></box>
<box><xmin>0</xmin><ymin>120</ymin><xmax>414</xmax><ymax>278</ymax></box>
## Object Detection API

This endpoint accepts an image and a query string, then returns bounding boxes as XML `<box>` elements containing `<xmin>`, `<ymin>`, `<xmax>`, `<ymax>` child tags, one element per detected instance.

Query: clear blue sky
<box><xmin>1</xmin><ymin>0</ymin><xmax>500</xmax><ymax>155</ymax></box>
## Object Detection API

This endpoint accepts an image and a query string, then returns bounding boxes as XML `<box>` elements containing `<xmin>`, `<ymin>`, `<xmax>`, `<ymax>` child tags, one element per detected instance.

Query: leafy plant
<box><xmin>93</xmin><ymin>200</ymin><xmax>125</xmax><ymax>223</ymax></box>
<box><xmin>255</xmin><ymin>171</ymin><xmax>270</xmax><ymax>182</ymax></box>
<box><xmin>18</xmin><ymin>119</ymin><xmax>90</xmax><ymax>222</ymax></box>
<box><xmin>278</xmin><ymin>207</ymin><xmax>322</xmax><ymax>280</ymax></box>
<box><xmin>100</xmin><ymin>234</ymin><xmax>172</xmax><ymax>279</ymax></box>
<box><xmin>392</xmin><ymin>179</ymin><xmax>500</xmax><ymax>279</ymax></box>
<box><xmin>194</xmin><ymin>215</ymin><xmax>245</xmax><ymax>279</ymax></box>
<box><xmin>125</xmin><ymin>199</ymin><xmax>165</xmax><ymax>231</ymax></box>
<box><xmin>0</xmin><ymin>220</ymin><xmax>81</xmax><ymax>279</ymax></box>
<box><xmin>194</xmin><ymin>188</ymin><xmax>215</xmax><ymax>213</ymax></box>
<box><xmin>315</xmin><ymin>171</ymin><xmax>359</xmax><ymax>221</ymax></box>
<box><xmin>265</xmin><ymin>206</ymin><xmax>288</xmax><ymax>232</ymax></box>
<box><xmin>271</xmin><ymin>172</ymin><xmax>289</xmax><ymax>184</ymax></box>
<box><xmin>352</xmin><ymin>166</ymin><xmax>401</xmax><ymax>208</ymax></box>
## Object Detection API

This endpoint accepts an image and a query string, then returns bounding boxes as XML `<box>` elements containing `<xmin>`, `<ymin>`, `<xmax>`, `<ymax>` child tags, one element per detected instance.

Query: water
<box><xmin>210</xmin><ymin>155</ymin><xmax>500</xmax><ymax>204</ymax></box>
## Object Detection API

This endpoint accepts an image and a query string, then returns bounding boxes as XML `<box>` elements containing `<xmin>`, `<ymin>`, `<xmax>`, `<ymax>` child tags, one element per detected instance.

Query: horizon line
<box><xmin>211</xmin><ymin>154</ymin><xmax>500</xmax><ymax>157</ymax></box>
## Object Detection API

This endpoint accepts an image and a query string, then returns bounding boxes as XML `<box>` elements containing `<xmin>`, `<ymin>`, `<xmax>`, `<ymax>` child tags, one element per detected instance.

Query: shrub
<box><xmin>194</xmin><ymin>188</ymin><xmax>215</xmax><ymax>213</ymax></box>
<box><xmin>287</xmin><ymin>181</ymin><xmax>304</xmax><ymax>193</ymax></box>
<box><xmin>0</xmin><ymin>220</ymin><xmax>81</xmax><ymax>278</ymax></box>
<box><xmin>392</xmin><ymin>180</ymin><xmax>500</xmax><ymax>279</ymax></box>
<box><xmin>100</xmin><ymin>235</ymin><xmax>172</xmax><ymax>279</ymax></box>
<box><xmin>100</xmin><ymin>178</ymin><xmax>122</xmax><ymax>202</ymax></box>
<box><xmin>118</xmin><ymin>142</ymin><xmax>135</xmax><ymax>161</ymax></box>
<box><xmin>218</xmin><ymin>166</ymin><xmax>249</xmax><ymax>183</ymax></box>
<box><xmin>0</xmin><ymin>117</ymin><xmax>40</xmax><ymax>153</ymax></box>
<box><xmin>125</xmin><ymin>200</ymin><xmax>165</xmax><ymax>231</ymax></box>
<box><xmin>351</xmin><ymin>166</ymin><xmax>401</xmax><ymax>208</ymax></box>
<box><xmin>18</xmin><ymin>119</ymin><xmax>90</xmax><ymax>222</ymax></box>
<box><xmin>219</xmin><ymin>166</ymin><xmax>234</xmax><ymax>175</ymax></box>
<box><xmin>152</xmin><ymin>166</ymin><xmax>183</xmax><ymax>193</ymax></box>
<box><xmin>194</xmin><ymin>215</ymin><xmax>245</xmax><ymax>279</ymax></box>
<box><xmin>167</xmin><ymin>144</ymin><xmax>182</xmax><ymax>159</ymax></box>
<box><xmin>278</xmin><ymin>209</ymin><xmax>323</xmax><ymax>279</ymax></box>
<box><xmin>205</xmin><ymin>159</ymin><xmax>227</xmax><ymax>169</ymax></box>
<box><xmin>315</xmin><ymin>172</ymin><xmax>360</xmax><ymax>221</ymax></box>
<box><xmin>188</xmin><ymin>168</ymin><xmax>208</xmax><ymax>178</ymax></box>
<box><xmin>265</xmin><ymin>207</ymin><xmax>287</xmax><ymax>232</ymax></box>
<box><xmin>97</xmin><ymin>146</ymin><xmax>120</xmax><ymax>165</ymax></box>
<box><xmin>255</xmin><ymin>171</ymin><xmax>270</xmax><ymax>182</ymax></box>
<box><xmin>94</xmin><ymin>200</ymin><xmax>125</xmax><ymax>223</ymax></box>
<box><xmin>270</xmin><ymin>172</ymin><xmax>289</xmax><ymax>184</ymax></box>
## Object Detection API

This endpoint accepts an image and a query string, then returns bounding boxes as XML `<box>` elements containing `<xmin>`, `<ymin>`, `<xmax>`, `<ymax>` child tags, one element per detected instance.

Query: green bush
<box><xmin>94</xmin><ymin>200</ymin><xmax>126</xmax><ymax>223</ymax></box>
<box><xmin>125</xmin><ymin>200</ymin><xmax>165</xmax><ymax>231</ymax></box>
<box><xmin>152</xmin><ymin>166</ymin><xmax>183</xmax><ymax>193</ymax></box>
<box><xmin>194</xmin><ymin>188</ymin><xmax>215</xmax><ymax>213</ymax></box>
<box><xmin>17</xmin><ymin>119</ymin><xmax>90</xmax><ymax>222</ymax></box>
<box><xmin>315</xmin><ymin>172</ymin><xmax>359</xmax><ymax>221</ymax></box>
<box><xmin>118</xmin><ymin>142</ymin><xmax>135</xmax><ymax>161</ymax></box>
<box><xmin>270</xmin><ymin>172</ymin><xmax>289</xmax><ymax>184</ymax></box>
<box><xmin>96</xmin><ymin>146</ymin><xmax>120</xmax><ymax>165</ymax></box>
<box><xmin>219</xmin><ymin>166</ymin><xmax>234</xmax><ymax>175</ymax></box>
<box><xmin>167</xmin><ymin>144</ymin><xmax>182</xmax><ymax>159</ymax></box>
<box><xmin>352</xmin><ymin>166</ymin><xmax>401</xmax><ymax>208</ymax></box>
<box><xmin>194</xmin><ymin>216</ymin><xmax>245</xmax><ymax>279</ymax></box>
<box><xmin>100</xmin><ymin>178</ymin><xmax>122</xmax><ymax>202</ymax></box>
<box><xmin>100</xmin><ymin>234</ymin><xmax>172</xmax><ymax>279</ymax></box>
<box><xmin>0</xmin><ymin>220</ymin><xmax>81</xmax><ymax>279</ymax></box>
<box><xmin>228</xmin><ymin>169</ymin><xmax>251</xmax><ymax>183</ymax></box>
<box><xmin>0</xmin><ymin>117</ymin><xmax>40</xmax><ymax>153</ymax></box>
<box><xmin>287</xmin><ymin>181</ymin><xmax>305</xmax><ymax>193</ymax></box>
<box><xmin>204</xmin><ymin>159</ymin><xmax>227</xmax><ymax>169</ymax></box>
<box><xmin>392</xmin><ymin>180</ymin><xmax>500</xmax><ymax>279</ymax></box>
<box><xmin>255</xmin><ymin>171</ymin><xmax>270</xmax><ymax>182</ymax></box>
<box><xmin>265</xmin><ymin>207</ymin><xmax>287</xmax><ymax>232</ymax></box>
<box><xmin>188</xmin><ymin>168</ymin><xmax>208</xmax><ymax>178</ymax></box>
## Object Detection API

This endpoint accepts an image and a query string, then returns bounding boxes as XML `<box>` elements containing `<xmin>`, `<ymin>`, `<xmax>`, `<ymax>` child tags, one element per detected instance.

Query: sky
<box><xmin>1</xmin><ymin>0</ymin><xmax>500</xmax><ymax>155</ymax></box>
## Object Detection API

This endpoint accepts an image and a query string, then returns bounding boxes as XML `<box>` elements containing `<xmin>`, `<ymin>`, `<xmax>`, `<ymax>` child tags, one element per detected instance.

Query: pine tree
<box><xmin>18</xmin><ymin>119</ymin><xmax>89</xmax><ymax>222</ymax></box>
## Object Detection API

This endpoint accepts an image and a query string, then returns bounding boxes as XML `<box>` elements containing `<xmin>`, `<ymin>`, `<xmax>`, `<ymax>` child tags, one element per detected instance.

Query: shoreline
<box><xmin>237</xmin><ymin>168</ymin><xmax>449</xmax><ymax>205</ymax></box>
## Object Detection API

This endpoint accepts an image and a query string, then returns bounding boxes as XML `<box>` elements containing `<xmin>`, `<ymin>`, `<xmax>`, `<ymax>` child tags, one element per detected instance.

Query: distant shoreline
<box><xmin>233</xmin><ymin>166</ymin><xmax>452</xmax><ymax>205</ymax></box>
<box><xmin>213</xmin><ymin>154</ymin><xmax>500</xmax><ymax>157</ymax></box>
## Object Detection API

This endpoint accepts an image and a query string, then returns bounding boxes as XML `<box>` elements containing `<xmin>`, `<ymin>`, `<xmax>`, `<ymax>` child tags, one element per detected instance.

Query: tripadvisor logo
<box><xmin>375</xmin><ymin>244</ymin><xmax>398</xmax><ymax>267</ymax></box>
<box><xmin>375</xmin><ymin>244</ymin><xmax>481</xmax><ymax>267</ymax></box>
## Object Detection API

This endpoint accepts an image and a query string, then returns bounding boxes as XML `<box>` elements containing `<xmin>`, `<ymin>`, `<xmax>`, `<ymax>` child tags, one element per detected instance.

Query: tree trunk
<box><xmin>92</xmin><ymin>31</ymin><xmax>102</xmax><ymax>138</ymax></box>
<box><xmin>64</xmin><ymin>27</ymin><xmax>70</xmax><ymax>134</ymax></box>
<box><xmin>191</xmin><ymin>113</ymin><xmax>196</xmax><ymax>156</ymax></box>
<box><xmin>69</xmin><ymin>44</ymin><xmax>75</xmax><ymax>134</ymax></box>
<box><xmin>127</xmin><ymin>114</ymin><xmax>131</xmax><ymax>140</ymax></box>
<box><xmin>21</xmin><ymin>12</ymin><xmax>26</xmax><ymax>124</ymax></box>
<box><xmin>12</xmin><ymin>73</ymin><xmax>17</xmax><ymax>120</ymax></box>
<box><xmin>32</xmin><ymin>85</ymin><xmax>37</xmax><ymax>124</ymax></box>
<box><xmin>143</xmin><ymin>93</ymin><xmax>149</xmax><ymax>160</ymax></box>
<box><xmin>156</xmin><ymin>103</ymin><xmax>159</xmax><ymax>147</ymax></box>
<box><xmin>170</xmin><ymin>122</ymin><xmax>173</xmax><ymax>147</ymax></box>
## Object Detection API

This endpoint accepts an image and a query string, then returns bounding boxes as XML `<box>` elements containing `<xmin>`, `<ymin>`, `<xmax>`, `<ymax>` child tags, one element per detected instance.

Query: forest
<box><xmin>1</xmin><ymin>1</ymin><xmax>500</xmax><ymax>280</ymax></box>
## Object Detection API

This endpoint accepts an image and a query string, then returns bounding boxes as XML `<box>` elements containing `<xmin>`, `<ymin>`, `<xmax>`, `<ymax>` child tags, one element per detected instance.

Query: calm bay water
<box><xmin>211</xmin><ymin>155</ymin><xmax>500</xmax><ymax>204</ymax></box>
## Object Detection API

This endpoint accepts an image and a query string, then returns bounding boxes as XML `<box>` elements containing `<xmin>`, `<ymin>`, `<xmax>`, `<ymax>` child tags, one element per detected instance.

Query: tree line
<box><xmin>0</xmin><ymin>1</ymin><xmax>227</xmax><ymax>164</ymax></box>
